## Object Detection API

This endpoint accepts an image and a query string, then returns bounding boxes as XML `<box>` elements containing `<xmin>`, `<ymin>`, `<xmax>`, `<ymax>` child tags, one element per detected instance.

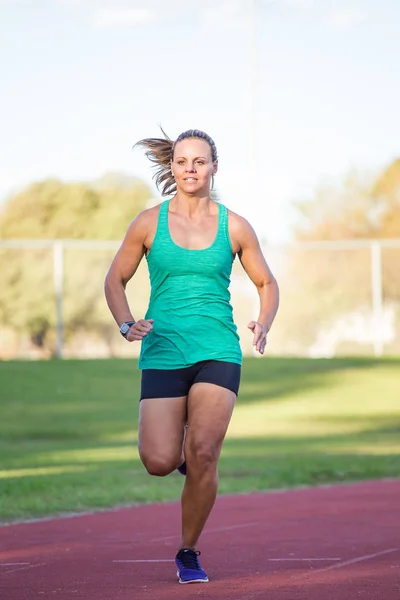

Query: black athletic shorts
<box><xmin>140</xmin><ymin>360</ymin><xmax>241</xmax><ymax>400</ymax></box>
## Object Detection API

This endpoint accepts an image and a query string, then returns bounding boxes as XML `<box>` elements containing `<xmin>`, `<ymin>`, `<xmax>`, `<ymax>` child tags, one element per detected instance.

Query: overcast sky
<box><xmin>1</xmin><ymin>0</ymin><xmax>399</xmax><ymax>242</ymax></box>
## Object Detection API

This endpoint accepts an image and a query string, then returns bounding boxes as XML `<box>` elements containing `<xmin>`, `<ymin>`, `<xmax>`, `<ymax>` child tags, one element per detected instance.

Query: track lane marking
<box><xmin>235</xmin><ymin>548</ymin><xmax>400</xmax><ymax>599</ymax></box>
<box><xmin>268</xmin><ymin>558</ymin><xmax>341</xmax><ymax>562</ymax></box>
<box><xmin>313</xmin><ymin>547</ymin><xmax>399</xmax><ymax>573</ymax></box>
<box><xmin>0</xmin><ymin>562</ymin><xmax>31</xmax><ymax>566</ymax></box>
<box><xmin>3</xmin><ymin>562</ymin><xmax>48</xmax><ymax>575</ymax></box>
<box><xmin>113</xmin><ymin>559</ymin><xmax>174</xmax><ymax>563</ymax></box>
<box><xmin>112</xmin><ymin>557</ymin><xmax>342</xmax><ymax>565</ymax></box>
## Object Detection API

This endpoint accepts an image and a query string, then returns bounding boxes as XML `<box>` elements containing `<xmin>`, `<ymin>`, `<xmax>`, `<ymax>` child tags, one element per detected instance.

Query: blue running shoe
<box><xmin>177</xmin><ymin>461</ymin><xmax>186</xmax><ymax>475</ymax></box>
<box><xmin>175</xmin><ymin>548</ymin><xmax>209</xmax><ymax>584</ymax></box>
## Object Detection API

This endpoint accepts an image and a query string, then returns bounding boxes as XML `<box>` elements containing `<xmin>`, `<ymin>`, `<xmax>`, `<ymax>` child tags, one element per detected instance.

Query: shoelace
<box><xmin>177</xmin><ymin>548</ymin><xmax>202</xmax><ymax>570</ymax></box>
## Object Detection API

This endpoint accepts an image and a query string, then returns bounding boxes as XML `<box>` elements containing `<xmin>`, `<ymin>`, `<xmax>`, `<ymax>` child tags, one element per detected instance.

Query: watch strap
<box><xmin>120</xmin><ymin>321</ymin><xmax>136</xmax><ymax>338</ymax></box>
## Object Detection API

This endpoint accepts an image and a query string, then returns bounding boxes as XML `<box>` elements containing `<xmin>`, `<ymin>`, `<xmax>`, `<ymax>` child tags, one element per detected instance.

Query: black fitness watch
<box><xmin>119</xmin><ymin>321</ymin><xmax>136</xmax><ymax>338</ymax></box>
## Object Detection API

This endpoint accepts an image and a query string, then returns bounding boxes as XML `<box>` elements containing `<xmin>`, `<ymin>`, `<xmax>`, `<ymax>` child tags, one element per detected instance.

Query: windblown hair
<box><xmin>134</xmin><ymin>128</ymin><xmax>218</xmax><ymax>197</ymax></box>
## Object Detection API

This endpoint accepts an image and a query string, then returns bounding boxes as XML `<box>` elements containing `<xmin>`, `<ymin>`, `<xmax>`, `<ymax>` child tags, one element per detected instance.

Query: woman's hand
<box><xmin>247</xmin><ymin>321</ymin><xmax>267</xmax><ymax>355</ymax></box>
<box><xmin>126</xmin><ymin>319</ymin><xmax>154</xmax><ymax>342</ymax></box>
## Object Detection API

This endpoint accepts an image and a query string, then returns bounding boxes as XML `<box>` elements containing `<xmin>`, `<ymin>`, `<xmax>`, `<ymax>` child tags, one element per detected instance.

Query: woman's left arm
<box><xmin>231</xmin><ymin>214</ymin><xmax>280</xmax><ymax>355</ymax></box>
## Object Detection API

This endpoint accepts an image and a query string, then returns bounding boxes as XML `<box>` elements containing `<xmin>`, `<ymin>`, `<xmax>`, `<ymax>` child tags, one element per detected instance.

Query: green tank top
<box><xmin>138</xmin><ymin>199</ymin><xmax>242</xmax><ymax>369</ymax></box>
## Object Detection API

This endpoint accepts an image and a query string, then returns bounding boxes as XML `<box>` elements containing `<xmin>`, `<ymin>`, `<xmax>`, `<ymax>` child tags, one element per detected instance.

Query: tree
<box><xmin>272</xmin><ymin>160</ymin><xmax>400</xmax><ymax>355</ymax></box>
<box><xmin>0</xmin><ymin>174</ymin><xmax>151</xmax><ymax>240</ymax></box>
<box><xmin>294</xmin><ymin>160</ymin><xmax>400</xmax><ymax>241</ymax></box>
<box><xmin>0</xmin><ymin>175</ymin><xmax>152</xmax><ymax>355</ymax></box>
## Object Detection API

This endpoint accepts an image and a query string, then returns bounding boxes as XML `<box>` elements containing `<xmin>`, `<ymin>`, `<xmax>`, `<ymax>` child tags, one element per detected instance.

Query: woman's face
<box><xmin>171</xmin><ymin>138</ymin><xmax>217</xmax><ymax>195</ymax></box>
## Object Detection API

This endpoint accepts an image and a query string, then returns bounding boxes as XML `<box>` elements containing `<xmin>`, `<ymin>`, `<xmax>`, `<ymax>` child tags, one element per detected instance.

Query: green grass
<box><xmin>1</xmin><ymin>357</ymin><xmax>399</xmax><ymax>522</ymax></box>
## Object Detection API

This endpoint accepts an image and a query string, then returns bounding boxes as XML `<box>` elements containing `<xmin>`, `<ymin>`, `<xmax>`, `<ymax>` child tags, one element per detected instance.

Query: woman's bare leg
<box><xmin>180</xmin><ymin>383</ymin><xmax>236</xmax><ymax>549</ymax></box>
<box><xmin>138</xmin><ymin>396</ymin><xmax>187</xmax><ymax>476</ymax></box>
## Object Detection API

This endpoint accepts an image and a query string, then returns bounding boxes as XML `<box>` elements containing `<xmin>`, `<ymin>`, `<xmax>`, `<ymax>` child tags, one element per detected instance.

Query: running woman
<box><xmin>104</xmin><ymin>129</ymin><xmax>279</xmax><ymax>584</ymax></box>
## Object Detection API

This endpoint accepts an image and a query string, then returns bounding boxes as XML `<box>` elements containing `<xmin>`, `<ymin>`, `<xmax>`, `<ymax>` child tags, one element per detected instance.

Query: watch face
<box><xmin>120</xmin><ymin>323</ymin><xmax>130</xmax><ymax>334</ymax></box>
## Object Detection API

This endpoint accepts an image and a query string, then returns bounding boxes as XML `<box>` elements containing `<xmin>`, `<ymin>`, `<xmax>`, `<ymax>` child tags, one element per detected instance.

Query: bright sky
<box><xmin>1</xmin><ymin>0</ymin><xmax>399</xmax><ymax>242</ymax></box>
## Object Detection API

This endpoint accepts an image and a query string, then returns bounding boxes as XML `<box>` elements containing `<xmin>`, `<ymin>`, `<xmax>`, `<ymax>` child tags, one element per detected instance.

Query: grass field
<box><xmin>1</xmin><ymin>357</ymin><xmax>399</xmax><ymax>523</ymax></box>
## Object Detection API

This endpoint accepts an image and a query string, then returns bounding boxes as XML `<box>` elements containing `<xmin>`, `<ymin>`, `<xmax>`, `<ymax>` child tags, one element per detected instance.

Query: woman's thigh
<box><xmin>185</xmin><ymin>382</ymin><xmax>236</xmax><ymax>462</ymax></box>
<box><xmin>138</xmin><ymin>396</ymin><xmax>188</xmax><ymax>468</ymax></box>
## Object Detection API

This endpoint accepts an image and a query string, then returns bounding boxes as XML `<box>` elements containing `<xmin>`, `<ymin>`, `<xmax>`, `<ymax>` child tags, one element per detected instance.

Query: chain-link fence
<box><xmin>0</xmin><ymin>239</ymin><xmax>399</xmax><ymax>359</ymax></box>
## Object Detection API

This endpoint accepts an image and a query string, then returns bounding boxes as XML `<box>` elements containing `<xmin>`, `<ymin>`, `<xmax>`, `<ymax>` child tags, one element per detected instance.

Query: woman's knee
<box><xmin>139</xmin><ymin>451</ymin><xmax>178</xmax><ymax>477</ymax></box>
<box><xmin>187</xmin><ymin>441</ymin><xmax>220</xmax><ymax>470</ymax></box>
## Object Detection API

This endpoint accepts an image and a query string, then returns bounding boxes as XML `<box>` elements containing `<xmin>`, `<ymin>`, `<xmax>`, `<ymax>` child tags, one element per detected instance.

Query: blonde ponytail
<box><xmin>133</xmin><ymin>127</ymin><xmax>176</xmax><ymax>196</ymax></box>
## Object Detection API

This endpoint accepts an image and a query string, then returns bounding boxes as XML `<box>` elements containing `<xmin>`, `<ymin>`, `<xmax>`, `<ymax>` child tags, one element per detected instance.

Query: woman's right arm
<box><xmin>104</xmin><ymin>211</ymin><xmax>154</xmax><ymax>342</ymax></box>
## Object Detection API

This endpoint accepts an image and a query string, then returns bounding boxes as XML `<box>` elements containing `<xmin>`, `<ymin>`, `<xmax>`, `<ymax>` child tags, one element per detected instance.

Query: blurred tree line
<box><xmin>0</xmin><ymin>160</ymin><xmax>399</xmax><ymax>357</ymax></box>
<box><xmin>295</xmin><ymin>158</ymin><xmax>400</xmax><ymax>240</ymax></box>
<box><xmin>0</xmin><ymin>174</ymin><xmax>151</xmax><ymax>356</ymax></box>
<box><xmin>275</xmin><ymin>158</ymin><xmax>400</xmax><ymax>354</ymax></box>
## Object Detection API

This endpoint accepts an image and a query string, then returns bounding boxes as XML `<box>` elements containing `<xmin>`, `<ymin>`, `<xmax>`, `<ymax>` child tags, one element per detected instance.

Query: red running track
<box><xmin>1</xmin><ymin>480</ymin><xmax>399</xmax><ymax>600</ymax></box>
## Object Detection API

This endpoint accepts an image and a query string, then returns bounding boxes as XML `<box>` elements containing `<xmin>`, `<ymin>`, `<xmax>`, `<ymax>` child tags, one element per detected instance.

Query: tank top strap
<box><xmin>216</xmin><ymin>202</ymin><xmax>231</xmax><ymax>246</ymax></box>
<box><xmin>158</xmin><ymin>198</ymin><xmax>170</xmax><ymax>228</ymax></box>
<box><xmin>151</xmin><ymin>199</ymin><xmax>170</xmax><ymax>248</ymax></box>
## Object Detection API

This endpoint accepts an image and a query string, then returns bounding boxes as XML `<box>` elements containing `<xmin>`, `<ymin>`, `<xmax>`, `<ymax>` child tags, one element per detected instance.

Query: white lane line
<box><xmin>0</xmin><ymin>562</ymin><xmax>31</xmax><ymax>566</ymax></box>
<box><xmin>235</xmin><ymin>547</ymin><xmax>400</xmax><ymax>600</ymax></box>
<box><xmin>4</xmin><ymin>562</ymin><xmax>48</xmax><ymax>575</ymax></box>
<box><xmin>112</xmin><ymin>557</ymin><xmax>342</xmax><ymax>565</ymax></box>
<box><xmin>268</xmin><ymin>558</ymin><xmax>341</xmax><ymax>562</ymax></box>
<box><xmin>113</xmin><ymin>559</ymin><xmax>174</xmax><ymax>563</ymax></box>
<box><xmin>151</xmin><ymin>521</ymin><xmax>261</xmax><ymax>543</ymax></box>
<box><xmin>314</xmin><ymin>548</ymin><xmax>399</xmax><ymax>573</ymax></box>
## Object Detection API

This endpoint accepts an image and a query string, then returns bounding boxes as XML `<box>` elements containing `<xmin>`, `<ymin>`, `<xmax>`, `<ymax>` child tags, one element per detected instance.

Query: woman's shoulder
<box><xmin>225</xmin><ymin>207</ymin><xmax>261</xmax><ymax>255</ymax></box>
<box><xmin>123</xmin><ymin>202</ymin><xmax>164</xmax><ymax>239</ymax></box>
<box><xmin>226</xmin><ymin>207</ymin><xmax>253</xmax><ymax>233</ymax></box>
<box><xmin>127</xmin><ymin>201</ymin><xmax>168</xmax><ymax>248</ymax></box>
<box><xmin>132</xmin><ymin>201</ymin><xmax>165</xmax><ymax>227</ymax></box>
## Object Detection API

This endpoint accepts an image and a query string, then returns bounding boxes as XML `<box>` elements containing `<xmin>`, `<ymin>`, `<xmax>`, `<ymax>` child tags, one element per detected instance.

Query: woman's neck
<box><xmin>170</xmin><ymin>193</ymin><xmax>214</xmax><ymax>217</ymax></box>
